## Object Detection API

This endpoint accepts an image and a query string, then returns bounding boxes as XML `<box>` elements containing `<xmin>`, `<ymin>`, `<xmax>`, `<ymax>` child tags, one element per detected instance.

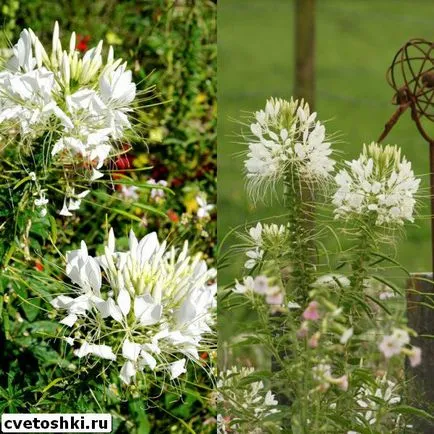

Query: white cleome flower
<box><xmin>333</xmin><ymin>142</ymin><xmax>420</xmax><ymax>226</ymax></box>
<box><xmin>312</xmin><ymin>274</ymin><xmax>351</xmax><ymax>290</ymax></box>
<box><xmin>1</xmin><ymin>22</ymin><xmax>138</xmax><ymax>214</ymax></box>
<box><xmin>196</xmin><ymin>193</ymin><xmax>215</xmax><ymax>219</ymax></box>
<box><xmin>217</xmin><ymin>366</ymin><xmax>280</xmax><ymax>431</ymax></box>
<box><xmin>243</xmin><ymin>222</ymin><xmax>288</xmax><ymax>268</ymax></box>
<box><xmin>354</xmin><ymin>376</ymin><xmax>401</xmax><ymax>427</ymax></box>
<box><xmin>244</xmin><ymin>97</ymin><xmax>335</xmax><ymax>199</ymax></box>
<box><xmin>50</xmin><ymin>228</ymin><xmax>216</xmax><ymax>385</ymax></box>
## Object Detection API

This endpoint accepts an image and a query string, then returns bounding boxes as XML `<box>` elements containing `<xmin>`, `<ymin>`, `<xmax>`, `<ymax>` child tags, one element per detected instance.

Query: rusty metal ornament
<box><xmin>379</xmin><ymin>38</ymin><xmax>434</xmax><ymax>143</ymax></box>
<box><xmin>379</xmin><ymin>38</ymin><xmax>434</xmax><ymax>276</ymax></box>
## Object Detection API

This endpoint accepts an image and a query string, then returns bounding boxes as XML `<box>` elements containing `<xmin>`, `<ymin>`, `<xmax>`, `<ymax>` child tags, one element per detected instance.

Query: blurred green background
<box><xmin>218</xmin><ymin>0</ymin><xmax>434</xmax><ymax>286</ymax></box>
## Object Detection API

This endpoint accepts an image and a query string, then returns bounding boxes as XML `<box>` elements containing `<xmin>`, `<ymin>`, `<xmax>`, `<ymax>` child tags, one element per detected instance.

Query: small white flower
<box><xmin>264</xmin><ymin>390</ymin><xmax>278</xmax><ymax>406</ymax></box>
<box><xmin>391</xmin><ymin>328</ymin><xmax>410</xmax><ymax>346</ymax></box>
<box><xmin>59</xmin><ymin>199</ymin><xmax>72</xmax><ymax>216</ymax></box>
<box><xmin>60</xmin><ymin>313</ymin><xmax>78</xmax><ymax>327</ymax></box>
<box><xmin>249</xmin><ymin>223</ymin><xmax>263</xmax><ymax>244</ymax></box>
<box><xmin>218</xmin><ymin>366</ymin><xmax>280</xmax><ymax>423</ymax></box>
<box><xmin>148</xmin><ymin>179</ymin><xmax>167</xmax><ymax>200</ymax></box>
<box><xmin>340</xmin><ymin>327</ymin><xmax>353</xmax><ymax>345</ymax></box>
<box><xmin>232</xmin><ymin>276</ymin><xmax>255</xmax><ymax>294</ymax></box>
<box><xmin>196</xmin><ymin>194</ymin><xmax>215</xmax><ymax>219</ymax></box>
<box><xmin>120</xmin><ymin>185</ymin><xmax>139</xmax><ymax>200</ymax></box>
<box><xmin>91</xmin><ymin>169</ymin><xmax>104</xmax><ymax>181</ymax></box>
<box><xmin>244</xmin><ymin>248</ymin><xmax>263</xmax><ymax>269</ymax></box>
<box><xmin>354</xmin><ymin>376</ymin><xmax>401</xmax><ymax>427</ymax></box>
<box><xmin>34</xmin><ymin>193</ymin><xmax>49</xmax><ymax>207</ymax></box>
<box><xmin>243</xmin><ymin>222</ymin><xmax>287</xmax><ymax>269</ymax></box>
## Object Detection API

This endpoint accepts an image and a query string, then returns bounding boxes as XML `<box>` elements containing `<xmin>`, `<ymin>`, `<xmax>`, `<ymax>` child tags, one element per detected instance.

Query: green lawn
<box><xmin>218</xmin><ymin>0</ymin><xmax>434</xmax><ymax>286</ymax></box>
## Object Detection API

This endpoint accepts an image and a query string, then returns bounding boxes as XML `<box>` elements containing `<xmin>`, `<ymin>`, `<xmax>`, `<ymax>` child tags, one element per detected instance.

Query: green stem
<box><xmin>285</xmin><ymin>175</ymin><xmax>315</xmax><ymax>303</ymax></box>
<box><xmin>350</xmin><ymin>227</ymin><xmax>370</xmax><ymax>294</ymax></box>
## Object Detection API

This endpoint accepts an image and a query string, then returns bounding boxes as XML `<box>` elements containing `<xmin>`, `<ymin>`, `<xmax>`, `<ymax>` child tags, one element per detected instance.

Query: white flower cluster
<box><xmin>51</xmin><ymin>229</ymin><xmax>216</xmax><ymax>385</ymax></box>
<box><xmin>312</xmin><ymin>274</ymin><xmax>350</xmax><ymax>290</ymax></box>
<box><xmin>217</xmin><ymin>366</ymin><xmax>279</xmax><ymax>431</ymax></box>
<box><xmin>0</xmin><ymin>22</ymin><xmax>136</xmax><ymax>214</ymax></box>
<box><xmin>244</xmin><ymin>222</ymin><xmax>287</xmax><ymax>269</ymax></box>
<box><xmin>311</xmin><ymin>362</ymin><xmax>348</xmax><ymax>392</ymax></box>
<box><xmin>354</xmin><ymin>376</ymin><xmax>401</xmax><ymax>427</ymax></box>
<box><xmin>245</xmin><ymin>97</ymin><xmax>335</xmax><ymax>198</ymax></box>
<box><xmin>233</xmin><ymin>275</ymin><xmax>284</xmax><ymax>306</ymax></box>
<box><xmin>333</xmin><ymin>142</ymin><xmax>420</xmax><ymax>226</ymax></box>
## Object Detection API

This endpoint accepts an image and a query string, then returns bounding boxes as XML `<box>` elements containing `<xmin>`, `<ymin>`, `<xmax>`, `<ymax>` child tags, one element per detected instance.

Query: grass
<box><xmin>218</xmin><ymin>0</ymin><xmax>434</xmax><ymax>286</ymax></box>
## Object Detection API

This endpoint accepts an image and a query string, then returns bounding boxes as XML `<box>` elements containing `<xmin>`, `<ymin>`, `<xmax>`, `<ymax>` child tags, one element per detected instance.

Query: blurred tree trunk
<box><xmin>294</xmin><ymin>0</ymin><xmax>315</xmax><ymax>109</ymax></box>
<box><xmin>407</xmin><ymin>275</ymin><xmax>434</xmax><ymax>433</ymax></box>
<box><xmin>272</xmin><ymin>1</ymin><xmax>318</xmax><ymax>418</ymax></box>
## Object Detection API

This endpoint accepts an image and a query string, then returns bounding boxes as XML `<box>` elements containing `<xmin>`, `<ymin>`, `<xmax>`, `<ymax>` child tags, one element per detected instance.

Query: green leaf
<box><xmin>364</xmin><ymin>294</ymin><xmax>392</xmax><ymax>315</ymax></box>
<box><xmin>131</xmin><ymin>202</ymin><xmax>168</xmax><ymax>218</ymax></box>
<box><xmin>111</xmin><ymin>208</ymin><xmax>143</xmax><ymax>222</ymax></box>
<box><xmin>129</xmin><ymin>399</ymin><xmax>151</xmax><ymax>434</ymax></box>
<box><xmin>391</xmin><ymin>405</ymin><xmax>434</xmax><ymax>421</ymax></box>
<box><xmin>48</xmin><ymin>214</ymin><xmax>58</xmax><ymax>244</ymax></box>
<box><xmin>371</xmin><ymin>275</ymin><xmax>404</xmax><ymax>296</ymax></box>
<box><xmin>21</xmin><ymin>297</ymin><xmax>41</xmax><ymax>322</ymax></box>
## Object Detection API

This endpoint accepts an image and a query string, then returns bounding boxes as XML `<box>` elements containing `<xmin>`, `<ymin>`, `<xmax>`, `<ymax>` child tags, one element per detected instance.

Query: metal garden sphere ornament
<box><xmin>378</xmin><ymin>38</ymin><xmax>434</xmax><ymax>273</ymax></box>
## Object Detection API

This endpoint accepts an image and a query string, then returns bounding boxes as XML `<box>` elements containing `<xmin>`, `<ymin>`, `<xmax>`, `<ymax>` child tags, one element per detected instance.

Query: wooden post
<box><xmin>294</xmin><ymin>0</ymin><xmax>316</xmax><ymax>109</ymax></box>
<box><xmin>271</xmin><ymin>0</ymin><xmax>318</xmax><ymax>414</ymax></box>
<box><xmin>407</xmin><ymin>274</ymin><xmax>434</xmax><ymax>433</ymax></box>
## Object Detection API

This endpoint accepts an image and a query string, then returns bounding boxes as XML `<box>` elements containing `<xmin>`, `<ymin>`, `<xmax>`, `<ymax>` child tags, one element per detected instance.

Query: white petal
<box><xmin>117</xmin><ymin>288</ymin><xmax>131</xmax><ymax>317</ymax></box>
<box><xmin>64</xmin><ymin>337</ymin><xmax>74</xmax><ymax>346</ymax></box>
<box><xmin>74</xmin><ymin>342</ymin><xmax>91</xmax><ymax>358</ymax></box>
<box><xmin>137</xmin><ymin>232</ymin><xmax>159</xmax><ymax>264</ymax></box>
<box><xmin>91</xmin><ymin>169</ymin><xmax>104</xmax><ymax>180</ymax></box>
<box><xmin>176</xmin><ymin>298</ymin><xmax>196</xmax><ymax>325</ymax></box>
<box><xmin>108</xmin><ymin>228</ymin><xmax>116</xmax><ymax>253</ymax></box>
<box><xmin>84</xmin><ymin>344</ymin><xmax>116</xmax><ymax>361</ymax></box>
<box><xmin>59</xmin><ymin>200</ymin><xmax>72</xmax><ymax>216</ymax></box>
<box><xmin>134</xmin><ymin>295</ymin><xmax>162</xmax><ymax>326</ymax></box>
<box><xmin>96</xmin><ymin>298</ymin><xmax>123</xmax><ymax>323</ymax></box>
<box><xmin>51</xmin><ymin>295</ymin><xmax>74</xmax><ymax>309</ymax></box>
<box><xmin>139</xmin><ymin>350</ymin><xmax>157</xmax><ymax>371</ymax></box>
<box><xmin>169</xmin><ymin>359</ymin><xmax>187</xmax><ymax>379</ymax></box>
<box><xmin>119</xmin><ymin>361</ymin><xmax>136</xmax><ymax>385</ymax></box>
<box><xmin>60</xmin><ymin>314</ymin><xmax>78</xmax><ymax>327</ymax></box>
<box><xmin>85</xmin><ymin>257</ymin><xmax>102</xmax><ymax>294</ymax></box>
<box><xmin>122</xmin><ymin>338</ymin><xmax>141</xmax><ymax>362</ymax></box>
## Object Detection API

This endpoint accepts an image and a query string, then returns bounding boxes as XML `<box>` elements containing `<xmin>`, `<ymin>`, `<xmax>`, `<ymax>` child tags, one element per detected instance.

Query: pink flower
<box><xmin>308</xmin><ymin>332</ymin><xmax>320</xmax><ymax>348</ymax></box>
<box><xmin>302</xmin><ymin>301</ymin><xmax>320</xmax><ymax>321</ymax></box>
<box><xmin>253</xmin><ymin>275</ymin><xmax>269</xmax><ymax>294</ymax></box>
<box><xmin>336</xmin><ymin>375</ymin><xmax>348</xmax><ymax>391</ymax></box>
<box><xmin>296</xmin><ymin>321</ymin><xmax>309</xmax><ymax>339</ymax></box>
<box><xmin>409</xmin><ymin>346</ymin><xmax>422</xmax><ymax>367</ymax></box>
<box><xmin>378</xmin><ymin>335</ymin><xmax>403</xmax><ymax>359</ymax></box>
<box><xmin>265</xmin><ymin>288</ymin><xmax>284</xmax><ymax>305</ymax></box>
